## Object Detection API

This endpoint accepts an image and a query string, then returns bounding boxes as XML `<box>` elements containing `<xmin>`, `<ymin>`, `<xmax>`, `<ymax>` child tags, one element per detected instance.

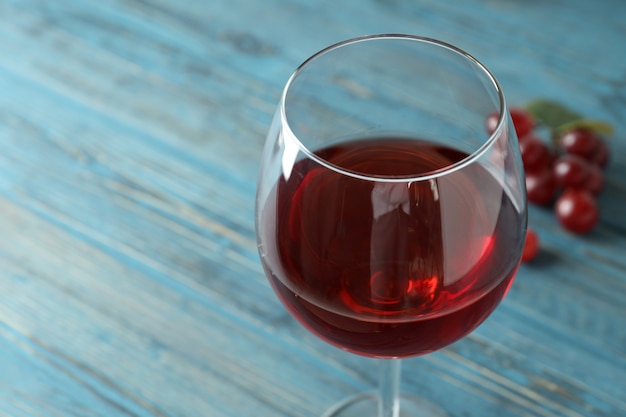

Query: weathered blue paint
<box><xmin>0</xmin><ymin>0</ymin><xmax>624</xmax><ymax>416</ymax></box>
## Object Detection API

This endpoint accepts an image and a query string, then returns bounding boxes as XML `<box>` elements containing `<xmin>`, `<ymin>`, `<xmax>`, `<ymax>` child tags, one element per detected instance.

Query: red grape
<box><xmin>520</xmin><ymin>136</ymin><xmax>551</xmax><ymax>173</ymax></box>
<box><xmin>526</xmin><ymin>167</ymin><xmax>557</xmax><ymax>205</ymax></box>
<box><xmin>555</xmin><ymin>189</ymin><xmax>599</xmax><ymax>234</ymax></box>
<box><xmin>507</xmin><ymin>102</ymin><xmax>612</xmax><ymax>236</ymax></box>
<box><xmin>486</xmin><ymin>107</ymin><xmax>534</xmax><ymax>138</ymax></box>
<box><xmin>486</xmin><ymin>112</ymin><xmax>499</xmax><ymax>135</ymax></box>
<box><xmin>559</xmin><ymin>128</ymin><xmax>600</xmax><ymax>157</ymax></box>
<box><xmin>522</xmin><ymin>229</ymin><xmax>540</xmax><ymax>262</ymax></box>
<box><xmin>553</xmin><ymin>154</ymin><xmax>591</xmax><ymax>188</ymax></box>
<box><xmin>509</xmin><ymin>107</ymin><xmax>535</xmax><ymax>138</ymax></box>
<box><xmin>583</xmin><ymin>164</ymin><xmax>604</xmax><ymax>196</ymax></box>
<box><xmin>589</xmin><ymin>139</ymin><xmax>610</xmax><ymax>168</ymax></box>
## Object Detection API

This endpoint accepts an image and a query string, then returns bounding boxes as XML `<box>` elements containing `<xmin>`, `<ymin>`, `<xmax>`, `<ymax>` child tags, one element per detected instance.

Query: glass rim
<box><xmin>279</xmin><ymin>34</ymin><xmax>508</xmax><ymax>183</ymax></box>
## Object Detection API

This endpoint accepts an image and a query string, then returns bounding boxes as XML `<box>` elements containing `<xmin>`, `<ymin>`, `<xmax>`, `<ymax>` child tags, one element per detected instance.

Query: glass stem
<box><xmin>379</xmin><ymin>359</ymin><xmax>401</xmax><ymax>417</ymax></box>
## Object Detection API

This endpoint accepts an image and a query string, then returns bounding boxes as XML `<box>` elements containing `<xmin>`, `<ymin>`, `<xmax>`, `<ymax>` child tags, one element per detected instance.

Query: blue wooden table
<box><xmin>0</xmin><ymin>1</ymin><xmax>624</xmax><ymax>416</ymax></box>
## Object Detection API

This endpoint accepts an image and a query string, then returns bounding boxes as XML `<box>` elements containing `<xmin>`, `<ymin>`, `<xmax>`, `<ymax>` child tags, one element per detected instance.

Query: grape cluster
<box><xmin>490</xmin><ymin>108</ymin><xmax>610</xmax><ymax>234</ymax></box>
<box><xmin>488</xmin><ymin>107</ymin><xmax>612</xmax><ymax>261</ymax></box>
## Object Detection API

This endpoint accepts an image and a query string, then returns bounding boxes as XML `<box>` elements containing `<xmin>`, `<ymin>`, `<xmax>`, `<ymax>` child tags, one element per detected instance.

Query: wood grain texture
<box><xmin>0</xmin><ymin>0</ymin><xmax>624</xmax><ymax>416</ymax></box>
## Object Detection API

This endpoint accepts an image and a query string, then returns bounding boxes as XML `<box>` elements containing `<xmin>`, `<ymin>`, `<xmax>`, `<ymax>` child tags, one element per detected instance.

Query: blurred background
<box><xmin>0</xmin><ymin>1</ymin><xmax>624</xmax><ymax>417</ymax></box>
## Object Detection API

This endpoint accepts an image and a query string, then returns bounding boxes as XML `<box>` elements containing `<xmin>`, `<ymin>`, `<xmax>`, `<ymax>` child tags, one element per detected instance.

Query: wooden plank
<box><xmin>0</xmin><ymin>195</ymin><xmax>356</xmax><ymax>417</ymax></box>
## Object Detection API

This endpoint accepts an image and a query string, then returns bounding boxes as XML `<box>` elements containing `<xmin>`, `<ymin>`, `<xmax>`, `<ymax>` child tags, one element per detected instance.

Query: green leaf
<box><xmin>525</xmin><ymin>99</ymin><xmax>582</xmax><ymax>129</ymax></box>
<box><xmin>555</xmin><ymin>119</ymin><xmax>615</xmax><ymax>136</ymax></box>
<box><xmin>525</xmin><ymin>98</ymin><xmax>614</xmax><ymax>138</ymax></box>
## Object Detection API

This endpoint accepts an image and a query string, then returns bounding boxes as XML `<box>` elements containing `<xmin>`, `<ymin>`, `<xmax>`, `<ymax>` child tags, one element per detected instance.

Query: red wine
<box><xmin>259</xmin><ymin>137</ymin><xmax>524</xmax><ymax>358</ymax></box>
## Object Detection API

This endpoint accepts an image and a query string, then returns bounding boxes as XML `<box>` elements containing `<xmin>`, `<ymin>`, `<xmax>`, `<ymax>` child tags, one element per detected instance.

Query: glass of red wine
<box><xmin>255</xmin><ymin>35</ymin><xmax>527</xmax><ymax>417</ymax></box>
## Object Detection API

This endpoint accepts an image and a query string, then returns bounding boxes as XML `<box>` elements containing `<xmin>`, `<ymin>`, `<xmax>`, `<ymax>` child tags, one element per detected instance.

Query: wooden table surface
<box><xmin>1</xmin><ymin>1</ymin><xmax>625</xmax><ymax>416</ymax></box>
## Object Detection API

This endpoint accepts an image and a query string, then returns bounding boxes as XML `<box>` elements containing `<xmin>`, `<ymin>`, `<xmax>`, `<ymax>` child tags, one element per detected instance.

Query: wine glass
<box><xmin>255</xmin><ymin>35</ymin><xmax>527</xmax><ymax>417</ymax></box>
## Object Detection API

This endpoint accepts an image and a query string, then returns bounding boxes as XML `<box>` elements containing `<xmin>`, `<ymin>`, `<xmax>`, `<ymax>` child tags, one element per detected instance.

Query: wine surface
<box><xmin>259</xmin><ymin>137</ymin><xmax>524</xmax><ymax>358</ymax></box>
